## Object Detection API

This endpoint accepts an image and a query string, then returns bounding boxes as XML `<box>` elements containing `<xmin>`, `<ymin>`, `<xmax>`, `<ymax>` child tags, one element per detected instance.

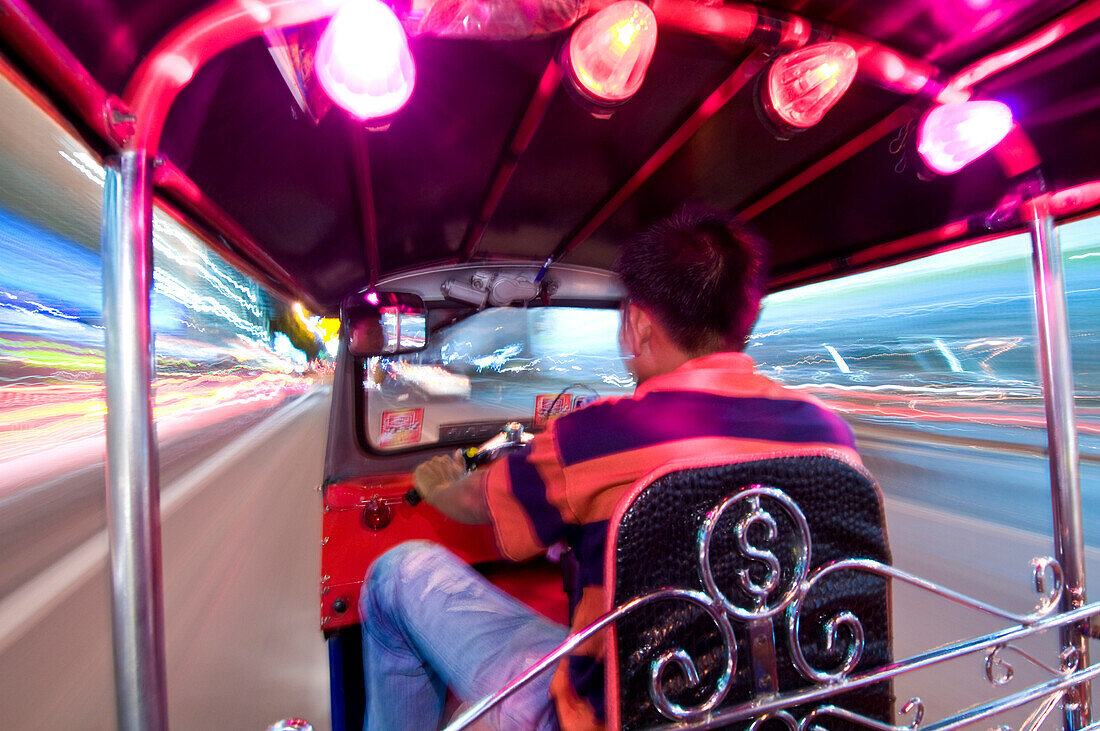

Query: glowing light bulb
<box><xmin>317</xmin><ymin>0</ymin><xmax>416</xmax><ymax>120</ymax></box>
<box><xmin>764</xmin><ymin>41</ymin><xmax>858</xmax><ymax>129</ymax></box>
<box><xmin>917</xmin><ymin>101</ymin><xmax>1014</xmax><ymax>175</ymax></box>
<box><xmin>616</xmin><ymin>22</ymin><xmax>639</xmax><ymax>48</ymax></box>
<box><xmin>566</xmin><ymin>0</ymin><xmax>658</xmax><ymax>104</ymax></box>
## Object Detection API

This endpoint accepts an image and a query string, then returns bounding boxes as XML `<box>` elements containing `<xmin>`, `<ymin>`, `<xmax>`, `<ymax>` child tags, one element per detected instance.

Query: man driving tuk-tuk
<box><xmin>359</xmin><ymin>208</ymin><xmax>865</xmax><ymax>730</ymax></box>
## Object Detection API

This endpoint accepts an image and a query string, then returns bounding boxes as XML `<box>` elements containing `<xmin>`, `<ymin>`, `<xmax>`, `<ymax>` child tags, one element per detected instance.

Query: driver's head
<box><xmin>614</xmin><ymin>207</ymin><xmax>767</xmax><ymax>382</ymax></box>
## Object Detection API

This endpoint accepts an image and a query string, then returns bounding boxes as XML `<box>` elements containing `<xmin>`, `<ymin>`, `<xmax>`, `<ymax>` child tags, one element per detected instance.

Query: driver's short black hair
<box><xmin>614</xmin><ymin>206</ymin><xmax>767</xmax><ymax>354</ymax></box>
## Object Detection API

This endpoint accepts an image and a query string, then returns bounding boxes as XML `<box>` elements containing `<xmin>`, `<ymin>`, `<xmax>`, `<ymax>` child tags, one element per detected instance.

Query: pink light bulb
<box><xmin>917</xmin><ymin>101</ymin><xmax>1014</xmax><ymax>175</ymax></box>
<box><xmin>317</xmin><ymin>0</ymin><xmax>416</xmax><ymax>120</ymax></box>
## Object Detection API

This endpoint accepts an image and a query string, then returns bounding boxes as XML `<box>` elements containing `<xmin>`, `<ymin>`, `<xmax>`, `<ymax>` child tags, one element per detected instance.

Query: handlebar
<box><xmin>404</xmin><ymin>422</ymin><xmax>532</xmax><ymax>506</ymax></box>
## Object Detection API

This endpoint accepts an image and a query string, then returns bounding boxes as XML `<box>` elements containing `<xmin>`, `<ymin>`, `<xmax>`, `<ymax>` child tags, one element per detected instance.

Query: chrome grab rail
<box><xmin>443</xmin><ymin>485</ymin><xmax>1100</xmax><ymax>731</ymax></box>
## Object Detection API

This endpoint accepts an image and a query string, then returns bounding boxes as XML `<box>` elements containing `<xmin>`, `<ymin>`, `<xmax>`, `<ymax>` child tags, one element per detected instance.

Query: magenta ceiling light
<box><xmin>316</xmin><ymin>0</ymin><xmax>416</xmax><ymax>121</ymax></box>
<box><xmin>917</xmin><ymin>100</ymin><xmax>1014</xmax><ymax>175</ymax></box>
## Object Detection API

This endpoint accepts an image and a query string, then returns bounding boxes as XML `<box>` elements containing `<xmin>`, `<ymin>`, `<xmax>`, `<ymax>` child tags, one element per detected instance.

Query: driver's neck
<box><xmin>632</xmin><ymin>337</ymin><xmax>700</xmax><ymax>385</ymax></box>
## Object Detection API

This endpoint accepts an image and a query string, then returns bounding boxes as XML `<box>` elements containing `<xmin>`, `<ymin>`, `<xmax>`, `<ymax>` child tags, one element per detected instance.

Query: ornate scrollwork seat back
<box><xmin>607</xmin><ymin>452</ymin><xmax>893</xmax><ymax>730</ymax></box>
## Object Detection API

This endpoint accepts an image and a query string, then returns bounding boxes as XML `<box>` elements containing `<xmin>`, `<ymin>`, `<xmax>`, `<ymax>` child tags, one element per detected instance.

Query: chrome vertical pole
<box><xmin>102</xmin><ymin>150</ymin><xmax>169</xmax><ymax>731</ymax></box>
<box><xmin>1027</xmin><ymin>203</ymin><xmax>1090</xmax><ymax>727</ymax></box>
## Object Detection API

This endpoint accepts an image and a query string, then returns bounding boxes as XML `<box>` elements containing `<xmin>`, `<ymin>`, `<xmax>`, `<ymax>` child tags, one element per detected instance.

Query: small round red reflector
<box><xmin>765</xmin><ymin>42</ymin><xmax>858</xmax><ymax>129</ymax></box>
<box><xmin>362</xmin><ymin>496</ymin><xmax>392</xmax><ymax>530</ymax></box>
<box><xmin>317</xmin><ymin>0</ymin><xmax>416</xmax><ymax>121</ymax></box>
<box><xmin>917</xmin><ymin>101</ymin><xmax>1014</xmax><ymax>175</ymax></box>
<box><xmin>566</xmin><ymin>0</ymin><xmax>658</xmax><ymax>104</ymax></box>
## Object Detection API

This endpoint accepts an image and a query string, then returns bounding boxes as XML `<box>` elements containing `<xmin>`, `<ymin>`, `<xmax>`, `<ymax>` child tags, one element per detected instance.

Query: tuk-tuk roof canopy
<box><xmin>3</xmin><ymin>0</ymin><xmax>1100</xmax><ymax>311</ymax></box>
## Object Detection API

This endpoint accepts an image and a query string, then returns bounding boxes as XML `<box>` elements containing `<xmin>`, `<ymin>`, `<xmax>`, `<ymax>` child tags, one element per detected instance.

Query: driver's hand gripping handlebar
<box><xmin>404</xmin><ymin>422</ymin><xmax>532</xmax><ymax>506</ymax></box>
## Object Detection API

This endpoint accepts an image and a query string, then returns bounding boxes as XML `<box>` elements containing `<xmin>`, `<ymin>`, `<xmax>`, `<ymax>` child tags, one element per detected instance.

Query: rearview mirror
<box><xmin>343</xmin><ymin>291</ymin><xmax>427</xmax><ymax>357</ymax></box>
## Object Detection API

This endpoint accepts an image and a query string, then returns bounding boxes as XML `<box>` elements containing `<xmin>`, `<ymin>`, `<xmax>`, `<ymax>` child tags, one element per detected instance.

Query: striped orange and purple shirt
<box><xmin>481</xmin><ymin>352</ymin><xmax>860</xmax><ymax>730</ymax></box>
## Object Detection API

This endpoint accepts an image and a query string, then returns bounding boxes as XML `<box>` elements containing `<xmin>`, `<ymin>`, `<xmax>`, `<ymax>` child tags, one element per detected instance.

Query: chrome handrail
<box><xmin>445</xmin><ymin>484</ymin><xmax>1100</xmax><ymax>731</ymax></box>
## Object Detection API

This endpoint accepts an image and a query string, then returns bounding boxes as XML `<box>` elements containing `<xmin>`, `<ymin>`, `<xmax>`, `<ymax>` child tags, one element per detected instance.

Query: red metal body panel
<box><xmin>320</xmin><ymin>474</ymin><xmax>568</xmax><ymax>631</ymax></box>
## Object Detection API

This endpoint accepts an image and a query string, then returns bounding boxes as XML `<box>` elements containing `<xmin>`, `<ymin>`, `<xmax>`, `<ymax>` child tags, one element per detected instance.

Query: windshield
<box><xmin>363</xmin><ymin>306</ymin><xmax>634</xmax><ymax>450</ymax></box>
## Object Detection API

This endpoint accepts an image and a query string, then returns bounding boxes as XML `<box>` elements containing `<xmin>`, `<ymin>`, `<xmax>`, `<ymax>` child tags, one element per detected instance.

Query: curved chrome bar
<box><xmin>124</xmin><ymin>0</ymin><xmax>345</xmax><ymax>152</ymax></box>
<box><xmin>674</xmin><ymin>601</ymin><xmax>1100</xmax><ymax>729</ymax></box>
<box><xmin>798</xmin><ymin>698</ymin><xmax>924</xmax><ymax>731</ymax></box>
<box><xmin>748</xmin><ymin>711</ymin><xmax>799</xmax><ymax>731</ymax></box>
<box><xmin>648</xmin><ymin>587</ymin><xmax>737</xmax><ymax>720</ymax></box>
<box><xmin>985</xmin><ymin>646</ymin><xmax>1016</xmax><ymax>686</ymax></box>
<box><xmin>985</xmin><ymin>643</ymin><xmax>1079</xmax><ymax>687</ymax></box>
<box><xmin>649</xmin><ymin>649</ymin><xmax>700</xmax><ymax>714</ymax></box>
<box><xmin>698</xmin><ymin>486</ymin><xmax>812</xmax><ymax>622</ymax></box>
<box><xmin>918</xmin><ymin>661</ymin><xmax>1100</xmax><ymax>731</ymax></box>
<box><xmin>650</xmin><ymin>647</ymin><xmax>722</xmax><ymax>721</ymax></box>
<box><xmin>443</xmin><ymin>588</ymin><xmax>736</xmax><ymax>731</ymax></box>
<box><xmin>786</xmin><ymin>557</ymin><xmax>1063</xmax><ymax>683</ymax></box>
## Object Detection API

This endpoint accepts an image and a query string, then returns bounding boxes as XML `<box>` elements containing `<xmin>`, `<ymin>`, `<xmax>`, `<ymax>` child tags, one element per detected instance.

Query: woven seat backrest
<box><xmin>607</xmin><ymin>452</ymin><xmax>893</xmax><ymax>730</ymax></box>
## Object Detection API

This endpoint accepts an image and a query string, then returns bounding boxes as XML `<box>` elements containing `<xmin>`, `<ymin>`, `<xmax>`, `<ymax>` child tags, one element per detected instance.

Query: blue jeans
<box><xmin>360</xmin><ymin>541</ymin><xmax>569</xmax><ymax>731</ymax></box>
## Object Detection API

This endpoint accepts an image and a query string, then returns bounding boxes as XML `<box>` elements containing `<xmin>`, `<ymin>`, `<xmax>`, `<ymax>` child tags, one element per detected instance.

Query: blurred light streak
<box><xmin>752</xmin><ymin>216</ymin><xmax>1100</xmax><ymax>455</ymax></box>
<box><xmin>934</xmin><ymin>339</ymin><xmax>964</xmax><ymax>373</ymax></box>
<box><xmin>0</xmin><ymin>176</ymin><xmax>314</xmax><ymax>498</ymax></box>
<box><xmin>387</xmin><ymin>362</ymin><xmax>471</xmax><ymax>398</ymax></box>
<box><xmin>152</xmin><ymin>216</ymin><xmax>264</xmax><ymax>318</ymax></box>
<box><xmin>154</xmin><ymin>268</ymin><xmax>268</xmax><ymax>340</ymax></box>
<box><xmin>823</xmin><ymin>344</ymin><xmax>851</xmax><ymax>373</ymax></box>
<box><xmin>57</xmin><ymin>149</ymin><xmax>106</xmax><ymax>187</ymax></box>
<box><xmin>0</xmin><ymin>372</ymin><xmax>312</xmax><ymax>494</ymax></box>
<box><xmin>0</xmin><ymin>335</ymin><xmax>105</xmax><ymax>374</ymax></box>
<box><xmin>781</xmin><ymin>383</ymin><xmax>1100</xmax><ymax>436</ymax></box>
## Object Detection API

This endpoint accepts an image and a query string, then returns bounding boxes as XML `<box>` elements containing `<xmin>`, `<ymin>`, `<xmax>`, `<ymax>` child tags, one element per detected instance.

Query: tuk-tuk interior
<box><xmin>2</xmin><ymin>0</ymin><xmax>1100</xmax><ymax>727</ymax></box>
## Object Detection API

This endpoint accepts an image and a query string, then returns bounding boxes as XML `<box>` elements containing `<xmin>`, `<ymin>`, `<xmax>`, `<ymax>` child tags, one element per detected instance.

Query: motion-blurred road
<box><xmin>0</xmin><ymin>385</ymin><xmax>332</xmax><ymax>730</ymax></box>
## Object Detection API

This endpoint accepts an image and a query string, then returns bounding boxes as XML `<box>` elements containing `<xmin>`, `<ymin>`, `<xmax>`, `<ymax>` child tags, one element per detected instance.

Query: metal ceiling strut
<box><xmin>349</xmin><ymin>125</ymin><xmax>381</xmax><ymax>285</ymax></box>
<box><xmin>459</xmin><ymin>56</ymin><xmax>563</xmax><ymax>261</ymax></box>
<box><xmin>550</xmin><ymin>47</ymin><xmax>769</xmax><ymax>264</ymax></box>
<box><xmin>738</xmin><ymin>101</ymin><xmax>923</xmax><ymax>222</ymax></box>
<box><xmin>0</xmin><ymin>0</ymin><xmax>131</xmax><ymax>147</ymax></box>
<box><xmin>767</xmin><ymin>177</ymin><xmax>1100</xmax><ymax>290</ymax></box>
<box><xmin>551</xmin><ymin>0</ymin><xmax>1100</xmax><ymax>267</ymax></box>
<box><xmin>154</xmin><ymin>161</ymin><xmax>325</xmax><ymax>312</ymax></box>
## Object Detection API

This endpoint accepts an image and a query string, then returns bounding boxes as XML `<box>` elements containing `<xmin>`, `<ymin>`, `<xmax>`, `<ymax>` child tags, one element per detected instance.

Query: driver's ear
<box><xmin>627</xmin><ymin>303</ymin><xmax>653</xmax><ymax>355</ymax></box>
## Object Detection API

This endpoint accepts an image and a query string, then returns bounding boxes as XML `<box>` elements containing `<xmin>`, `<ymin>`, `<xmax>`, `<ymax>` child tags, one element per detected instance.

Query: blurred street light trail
<box><xmin>0</xmin><ymin>371</ymin><xmax>313</xmax><ymax>495</ymax></box>
<box><xmin>794</xmin><ymin>385</ymin><xmax>1100</xmax><ymax>437</ymax></box>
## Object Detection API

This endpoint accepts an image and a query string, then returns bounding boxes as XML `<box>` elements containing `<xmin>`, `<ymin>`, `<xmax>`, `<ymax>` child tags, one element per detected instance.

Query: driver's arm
<box><xmin>413</xmin><ymin>452</ymin><xmax>489</xmax><ymax>524</ymax></box>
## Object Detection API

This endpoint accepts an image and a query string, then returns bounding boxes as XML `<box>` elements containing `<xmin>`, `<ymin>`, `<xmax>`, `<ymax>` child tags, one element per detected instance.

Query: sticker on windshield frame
<box><xmin>571</xmin><ymin>394</ymin><xmax>598</xmax><ymax>411</ymax></box>
<box><xmin>380</xmin><ymin>408</ymin><xmax>424</xmax><ymax>448</ymax></box>
<box><xmin>534</xmin><ymin>394</ymin><xmax>572</xmax><ymax>428</ymax></box>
